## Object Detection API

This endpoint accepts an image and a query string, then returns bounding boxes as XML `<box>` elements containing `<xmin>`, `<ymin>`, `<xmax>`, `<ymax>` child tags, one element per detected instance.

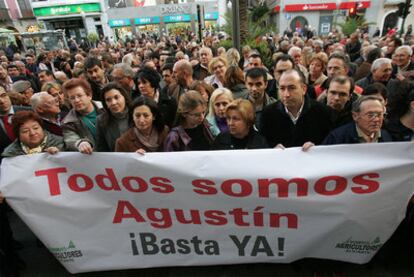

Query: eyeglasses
<box><xmin>68</xmin><ymin>94</ymin><xmax>87</xmax><ymax>101</ymax></box>
<box><xmin>362</xmin><ymin>112</ymin><xmax>386</xmax><ymax>120</ymax></box>
<box><xmin>112</xmin><ymin>75</ymin><xmax>126</xmax><ymax>81</ymax></box>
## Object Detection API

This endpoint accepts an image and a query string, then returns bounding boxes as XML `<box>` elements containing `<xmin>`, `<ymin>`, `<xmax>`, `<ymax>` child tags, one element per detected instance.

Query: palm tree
<box><xmin>335</xmin><ymin>17</ymin><xmax>375</xmax><ymax>36</ymax></box>
<box><xmin>239</xmin><ymin>0</ymin><xmax>248</xmax><ymax>43</ymax></box>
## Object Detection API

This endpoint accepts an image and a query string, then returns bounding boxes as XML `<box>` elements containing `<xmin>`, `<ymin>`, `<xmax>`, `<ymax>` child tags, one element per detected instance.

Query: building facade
<box><xmin>270</xmin><ymin>0</ymin><xmax>413</xmax><ymax>37</ymax></box>
<box><xmin>30</xmin><ymin>0</ymin><xmax>112</xmax><ymax>41</ymax></box>
<box><xmin>106</xmin><ymin>1</ymin><xmax>219</xmax><ymax>39</ymax></box>
<box><xmin>1</xmin><ymin>0</ymin><xmax>37</xmax><ymax>33</ymax></box>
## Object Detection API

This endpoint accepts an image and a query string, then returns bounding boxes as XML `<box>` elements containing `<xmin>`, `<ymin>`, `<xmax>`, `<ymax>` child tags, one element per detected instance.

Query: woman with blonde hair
<box><xmin>308</xmin><ymin>52</ymin><xmax>328</xmax><ymax>86</ymax></box>
<box><xmin>226</xmin><ymin>48</ymin><xmax>241</xmax><ymax>67</ymax></box>
<box><xmin>204</xmin><ymin>56</ymin><xmax>228</xmax><ymax>89</ymax></box>
<box><xmin>206</xmin><ymin>88</ymin><xmax>234</xmax><ymax>137</ymax></box>
<box><xmin>211</xmin><ymin>99</ymin><xmax>268</xmax><ymax>150</ymax></box>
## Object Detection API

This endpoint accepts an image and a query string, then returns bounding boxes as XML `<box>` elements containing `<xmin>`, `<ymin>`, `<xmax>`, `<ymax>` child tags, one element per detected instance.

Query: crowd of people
<box><xmin>1</xmin><ymin>28</ymin><xmax>414</xmax><ymax>275</ymax></box>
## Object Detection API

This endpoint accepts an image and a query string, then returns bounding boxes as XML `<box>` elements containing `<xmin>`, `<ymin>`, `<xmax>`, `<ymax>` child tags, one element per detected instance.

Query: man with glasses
<box><xmin>62</xmin><ymin>78</ymin><xmax>103</xmax><ymax>154</ymax></box>
<box><xmin>323</xmin><ymin>95</ymin><xmax>392</xmax><ymax>144</ymax></box>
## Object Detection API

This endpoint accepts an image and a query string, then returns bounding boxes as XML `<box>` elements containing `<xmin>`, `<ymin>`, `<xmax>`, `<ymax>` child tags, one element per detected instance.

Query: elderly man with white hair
<box><xmin>193</xmin><ymin>47</ymin><xmax>213</xmax><ymax>80</ymax></box>
<box><xmin>288</xmin><ymin>46</ymin><xmax>309</xmax><ymax>82</ymax></box>
<box><xmin>54</xmin><ymin>71</ymin><xmax>68</xmax><ymax>84</ymax></box>
<box><xmin>30</xmin><ymin>91</ymin><xmax>63</xmax><ymax>136</ymax></box>
<box><xmin>356</xmin><ymin>58</ymin><xmax>393</xmax><ymax>90</ymax></box>
<box><xmin>392</xmin><ymin>45</ymin><xmax>414</xmax><ymax>76</ymax></box>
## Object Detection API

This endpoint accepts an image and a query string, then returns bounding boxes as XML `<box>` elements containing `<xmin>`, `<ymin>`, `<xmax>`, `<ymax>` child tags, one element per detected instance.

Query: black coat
<box><xmin>211</xmin><ymin>129</ymin><xmax>268</xmax><ymax>150</ymax></box>
<box><xmin>192</xmin><ymin>63</ymin><xmax>209</xmax><ymax>81</ymax></box>
<box><xmin>384</xmin><ymin>117</ymin><xmax>414</xmax><ymax>142</ymax></box>
<box><xmin>158</xmin><ymin>90</ymin><xmax>177</xmax><ymax>128</ymax></box>
<box><xmin>260</xmin><ymin>97</ymin><xmax>333</xmax><ymax>147</ymax></box>
<box><xmin>323</xmin><ymin>122</ymin><xmax>393</xmax><ymax>145</ymax></box>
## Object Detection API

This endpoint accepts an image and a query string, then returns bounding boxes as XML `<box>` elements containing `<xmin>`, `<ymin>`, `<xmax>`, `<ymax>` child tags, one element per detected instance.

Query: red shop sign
<box><xmin>273</xmin><ymin>5</ymin><xmax>281</xmax><ymax>12</ymax></box>
<box><xmin>284</xmin><ymin>3</ymin><xmax>337</xmax><ymax>12</ymax></box>
<box><xmin>339</xmin><ymin>1</ymin><xmax>371</xmax><ymax>9</ymax></box>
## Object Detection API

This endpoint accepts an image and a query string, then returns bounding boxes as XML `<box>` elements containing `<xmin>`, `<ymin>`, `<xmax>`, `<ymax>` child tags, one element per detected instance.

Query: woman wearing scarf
<box><xmin>115</xmin><ymin>96</ymin><xmax>169</xmax><ymax>153</ymax></box>
<box><xmin>2</xmin><ymin>110</ymin><xmax>64</xmax><ymax>157</ymax></box>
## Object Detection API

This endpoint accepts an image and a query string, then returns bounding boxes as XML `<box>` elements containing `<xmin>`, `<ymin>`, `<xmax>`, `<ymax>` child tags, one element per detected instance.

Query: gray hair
<box><xmin>200</xmin><ymin>47</ymin><xmax>213</xmax><ymax>56</ymax></box>
<box><xmin>371</xmin><ymin>58</ymin><xmax>392</xmax><ymax>72</ymax></box>
<box><xmin>122</xmin><ymin>53</ymin><xmax>135</xmax><ymax>66</ymax></box>
<box><xmin>362</xmin><ymin>45</ymin><xmax>377</xmax><ymax>60</ymax></box>
<box><xmin>288</xmin><ymin>46</ymin><xmax>302</xmax><ymax>56</ymax></box>
<box><xmin>352</xmin><ymin>95</ymin><xmax>384</xmax><ymax>113</ymax></box>
<box><xmin>30</xmin><ymin>91</ymin><xmax>50</xmax><ymax>111</ymax></box>
<box><xmin>395</xmin><ymin>45</ymin><xmax>413</xmax><ymax>57</ymax></box>
<box><xmin>313</xmin><ymin>40</ymin><xmax>323</xmax><ymax>48</ymax></box>
<box><xmin>112</xmin><ymin>63</ymin><xmax>134</xmax><ymax>78</ymax></box>
<box><xmin>54</xmin><ymin>71</ymin><xmax>68</xmax><ymax>82</ymax></box>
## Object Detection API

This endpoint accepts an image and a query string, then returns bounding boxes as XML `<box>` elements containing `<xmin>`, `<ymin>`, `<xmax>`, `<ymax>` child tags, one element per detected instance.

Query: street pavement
<box><xmin>8</xmin><ymin>209</ymin><xmax>414</xmax><ymax>277</ymax></box>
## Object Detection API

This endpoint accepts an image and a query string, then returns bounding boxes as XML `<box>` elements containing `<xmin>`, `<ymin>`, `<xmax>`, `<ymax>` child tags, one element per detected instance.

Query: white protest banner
<box><xmin>1</xmin><ymin>143</ymin><xmax>414</xmax><ymax>273</ymax></box>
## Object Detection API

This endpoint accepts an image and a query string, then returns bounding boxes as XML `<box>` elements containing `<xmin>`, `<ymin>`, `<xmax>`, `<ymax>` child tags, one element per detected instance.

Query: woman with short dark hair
<box><xmin>2</xmin><ymin>110</ymin><xmax>64</xmax><ymax>157</ymax></box>
<box><xmin>115</xmin><ymin>96</ymin><xmax>169</xmax><ymax>153</ymax></box>
<box><xmin>136</xmin><ymin>67</ymin><xmax>177</xmax><ymax>127</ymax></box>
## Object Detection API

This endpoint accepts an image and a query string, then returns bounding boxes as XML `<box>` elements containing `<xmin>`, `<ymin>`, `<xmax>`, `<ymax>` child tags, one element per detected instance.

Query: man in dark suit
<box><xmin>260</xmin><ymin>69</ymin><xmax>333</xmax><ymax>148</ymax></box>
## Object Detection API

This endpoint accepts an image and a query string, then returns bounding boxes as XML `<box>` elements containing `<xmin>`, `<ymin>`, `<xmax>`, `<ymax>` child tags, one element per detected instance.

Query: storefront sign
<box><xmin>204</xmin><ymin>12</ymin><xmax>218</xmax><ymax>20</ymax></box>
<box><xmin>33</xmin><ymin>3</ymin><xmax>101</xmax><ymax>17</ymax></box>
<box><xmin>273</xmin><ymin>5</ymin><xmax>281</xmax><ymax>13</ymax></box>
<box><xmin>339</xmin><ymin>1</ymin><xmax>371</xmax><ymax>9</ymax></box>
<box><xmin>163</xmin><ymin>14</ymin><xmax>192</xmax><ymax>23</ymax></box>
<box><xmin>160</xmin><ymin>5</ymin><xmax>191</xmax><ymax>15</ymax></box>
<box><xmin>134</xmin><ymin>16</ymin><xmax>161</xmax><ymax>25</ymax></box>
<box><xmin>284</xmin><ymin>3</ymin><xmax>337</xmax><ymax>12</ymax></box>
<box><xmin>109</xmin><ymin>19</ymin><xmax>131</xmax><ymax>27</ymax></box>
